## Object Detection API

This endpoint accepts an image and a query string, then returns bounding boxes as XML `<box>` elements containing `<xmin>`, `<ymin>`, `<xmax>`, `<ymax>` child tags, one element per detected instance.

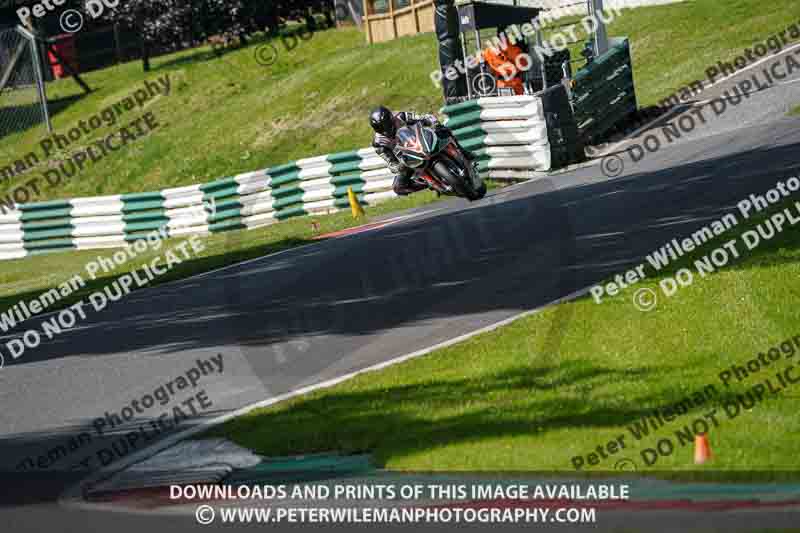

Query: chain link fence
<box><xmin>0</xmin><ymin>25</ymin><xmax>51</xmax><ymax>141</ymax></box>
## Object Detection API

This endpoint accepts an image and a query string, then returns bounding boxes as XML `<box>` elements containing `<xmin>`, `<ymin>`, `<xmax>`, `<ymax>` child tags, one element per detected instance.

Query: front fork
<box><xmin>444</xmin><ymin>139</ymin><xmax>481</xmax><ymax>189</ymax></box>
<box><xmin>414</xmin><ymin>138</ymin><xmax>479</xmax><ymax>193</ymax></box>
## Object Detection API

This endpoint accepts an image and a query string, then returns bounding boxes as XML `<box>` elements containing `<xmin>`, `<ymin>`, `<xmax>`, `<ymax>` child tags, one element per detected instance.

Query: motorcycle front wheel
<box><xmin>432</xmin><ymin>160</ymin><xmax>486</xmax><ymax>201</ymax></box>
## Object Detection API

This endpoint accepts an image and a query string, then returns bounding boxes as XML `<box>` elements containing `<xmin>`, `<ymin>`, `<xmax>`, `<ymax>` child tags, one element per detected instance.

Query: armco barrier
<box><xmin>571</xmin><ymin>37</ymin><xmax>637</xmax><ymax>145</ymax></box>
<box><xmin>0</xmin><ymin>147</ymin><xmax>398</xmax><ymax>261</ymax></box>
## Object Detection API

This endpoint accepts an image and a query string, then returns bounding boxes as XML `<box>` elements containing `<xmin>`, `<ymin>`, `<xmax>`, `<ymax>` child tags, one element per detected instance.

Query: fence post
<box><xmin>137</xmin><ymin>6</ymin><xmax>150</xmax><ymax>72</ymax></box>
<box><xmin>17</xmin><ymin>25</ymin><xmax>52</xmax><ymax>133</ymax></box>
<box><xmin>536</xmin><ymin>28</ymin><xmax>547</xmax><ymax>91</ymax></box>
<box><xmin>589</xmin><ymin>0</ymin><xmax>609</xmax><ymax>56</ymax></box>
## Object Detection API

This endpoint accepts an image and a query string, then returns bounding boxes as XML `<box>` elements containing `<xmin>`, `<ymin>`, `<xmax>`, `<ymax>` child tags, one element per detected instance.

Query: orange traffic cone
<box><xmin>694</xmin><ymin>433</ymin><xmax>712</xmax><ymax>464</ymax></box>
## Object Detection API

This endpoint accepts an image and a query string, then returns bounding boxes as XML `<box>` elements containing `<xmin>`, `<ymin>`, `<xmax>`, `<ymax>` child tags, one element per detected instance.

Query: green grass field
<box><xmin>544</xmin><ymin>0</ymin><xmax>800</xmax><ymax>108</ymax></box>
<box><xmin>791</xmin><ymin>104</ymin><xmax>800</xmax><ymax>116</ymax></box>
<box><xmin>211</xmin><ymin>194</ymin><xmax>800</xmax><ymax>472</ymax></box>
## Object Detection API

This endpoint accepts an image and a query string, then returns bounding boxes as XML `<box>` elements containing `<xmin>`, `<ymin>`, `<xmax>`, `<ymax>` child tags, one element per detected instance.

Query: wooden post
<box><xmin>389</xmin><ymin>0</ymin><xmax>396</xmax><ymax>40</ymax></box>
<box><xmin>363</xmin><ymin>0</ymin><xmax>373</xmax><ymax>43</ymax></box>
<box><xmin>140</xmin><ymin>38</ymin><xmax>150</xmax><ymax>72</ymax></box>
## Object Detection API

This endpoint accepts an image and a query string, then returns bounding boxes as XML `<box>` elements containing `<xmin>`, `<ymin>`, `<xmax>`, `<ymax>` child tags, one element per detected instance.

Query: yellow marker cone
<box><xmin>347</xmin><ymin>186</ymin><xmax>365</xmax><ymax>219</ymax></box>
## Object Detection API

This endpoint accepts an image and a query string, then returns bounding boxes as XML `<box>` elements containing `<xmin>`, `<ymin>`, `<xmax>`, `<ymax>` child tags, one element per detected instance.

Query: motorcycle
<box><xmin>392</xmin><ymin>124</ymin><xmax>487</xmax><ymax>201</ymax></box>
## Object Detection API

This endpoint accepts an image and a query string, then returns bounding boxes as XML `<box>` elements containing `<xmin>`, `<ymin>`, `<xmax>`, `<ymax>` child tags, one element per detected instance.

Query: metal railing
<box><xmin>0</xmin><ymin>25</ymin><xmax>52</xmax><ymax>141</ymax></box>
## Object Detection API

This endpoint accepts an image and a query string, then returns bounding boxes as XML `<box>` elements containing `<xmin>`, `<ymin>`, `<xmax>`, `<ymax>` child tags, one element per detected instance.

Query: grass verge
<box><xmin>209</xmin><ymin>194</ymin><xmax>800</xmax><ymax>472</ymax></box>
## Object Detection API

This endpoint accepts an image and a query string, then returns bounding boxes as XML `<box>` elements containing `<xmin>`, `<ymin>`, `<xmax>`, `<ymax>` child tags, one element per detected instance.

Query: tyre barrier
<box><xmin>442</xmin><ymin>94</ymin><xmax>557</xmax><ymax>180</ymax></box>
<box><xmin>0</xmin><ymin>147</ymin><xmax>397</xmax><ymax>261</ymax></box>
<box><xmin>442</xmin><ymin>40</ymin><xmax>638</xmax><ymax>177</ymax></box>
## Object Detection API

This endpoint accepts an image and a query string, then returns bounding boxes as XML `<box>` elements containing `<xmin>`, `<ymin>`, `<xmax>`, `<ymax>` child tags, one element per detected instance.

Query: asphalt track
<box><xmin>2</xmin><ymin>52</ymin><xmax>800</xmax><ymax>532</ymax></box>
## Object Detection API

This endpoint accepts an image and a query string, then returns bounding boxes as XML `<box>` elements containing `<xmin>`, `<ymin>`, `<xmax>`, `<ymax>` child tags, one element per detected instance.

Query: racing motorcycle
<box><xmin>393</xmin><ymin>124</ymin><xmax>487</xmax><ymax>201</ymax></box>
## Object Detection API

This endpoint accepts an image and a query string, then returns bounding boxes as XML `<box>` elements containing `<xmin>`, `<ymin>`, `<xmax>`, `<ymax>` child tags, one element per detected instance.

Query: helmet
<box><xmin>370</xmin><ymin>106</ymin><xmax>395</xmax><ymax>136</ymax></box>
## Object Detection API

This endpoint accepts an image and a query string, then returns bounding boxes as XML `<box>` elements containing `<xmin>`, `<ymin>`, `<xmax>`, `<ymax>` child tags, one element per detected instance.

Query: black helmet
<box><xmin>370</xmin><ymin>106</ymin><xmax>395</xmax><ymax>136</ymax></box>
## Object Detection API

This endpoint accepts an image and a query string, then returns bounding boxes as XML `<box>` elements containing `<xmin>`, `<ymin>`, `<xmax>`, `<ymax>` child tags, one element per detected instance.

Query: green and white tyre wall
<box><xmin>442</xmin><ymin>95</ymin><xmax>553</xmax><ymax>180</ymax></box>
<box><xmin>0</xmin><ymin>147</ymin><xmax>398</xmax><ymax>261</ymax></box>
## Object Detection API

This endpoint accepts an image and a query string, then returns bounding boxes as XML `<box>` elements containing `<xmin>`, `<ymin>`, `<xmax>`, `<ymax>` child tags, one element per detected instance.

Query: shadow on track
<box><xmin>4</xmin><ymin>134</ymin><xmax>799</xmax><ymax>368</ymax></box>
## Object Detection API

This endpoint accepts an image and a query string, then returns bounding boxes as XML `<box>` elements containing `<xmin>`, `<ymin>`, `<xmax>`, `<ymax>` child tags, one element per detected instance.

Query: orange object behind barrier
<box><xmin>482</xmin><ymin>45</ymin><xmax>525</xmax><ymax>95</ymax></box>
<box><xmin>47</xmin><ymin>34</ymin><xmax>79</xmax><ymax>79</ymax></box>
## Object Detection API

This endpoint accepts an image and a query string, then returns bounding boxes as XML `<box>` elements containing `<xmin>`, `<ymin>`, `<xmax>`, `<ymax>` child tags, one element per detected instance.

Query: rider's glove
<box><xmin>421</xmin><ymin>114</ymin><xmax>441</xmax><ymax>128</ymax></box>
<box><xmin>388</xmin><ymin>161</ymin><xmax>405</xmax><ymax>174</ymax></box>
<box><xmin>434</xmin><ymin>124</ymin><xmax>451</xmax><ymax>138</ymax></box>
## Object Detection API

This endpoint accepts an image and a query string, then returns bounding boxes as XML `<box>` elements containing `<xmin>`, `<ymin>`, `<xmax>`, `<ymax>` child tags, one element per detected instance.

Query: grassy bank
<box><xmin>211</xmin><ymin>194</ymin><xmax>800</xmax><ymax>471</ymax></box>
<box><xmin>1</xmin><ymin>25</ymin><xmax>441</xmax><ymax>201</ymax></box>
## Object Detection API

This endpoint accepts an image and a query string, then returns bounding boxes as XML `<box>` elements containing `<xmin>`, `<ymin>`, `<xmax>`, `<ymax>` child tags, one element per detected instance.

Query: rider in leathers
<box><xmin>369</xmin><ymin>106</ymin><xmax>475</xmax><ymax>195</ymax></box>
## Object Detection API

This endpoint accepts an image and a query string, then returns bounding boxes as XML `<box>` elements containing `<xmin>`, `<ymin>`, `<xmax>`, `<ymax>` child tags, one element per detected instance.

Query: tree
<box><xmin>86</xmin><ymin>0</ymin><xmax>336</xmax><ymax>72</ymax></box>
<box><xmin>88</xmin><ymin>0</ymin><xmax>247</xmax><ymax>71</ymax></box>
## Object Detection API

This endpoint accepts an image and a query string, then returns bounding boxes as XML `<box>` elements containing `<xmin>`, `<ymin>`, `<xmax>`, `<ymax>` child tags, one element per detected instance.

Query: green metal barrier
<box><xmin>571</xmin><ymin>37</ymin><xmax>638</xmax><ymax>145</ymax></box>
